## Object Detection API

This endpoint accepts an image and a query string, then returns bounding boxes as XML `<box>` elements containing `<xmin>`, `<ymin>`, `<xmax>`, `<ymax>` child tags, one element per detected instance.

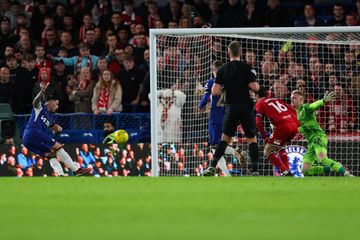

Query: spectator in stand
<box><xmin>44</xmin><ymin>28</ymin><xmax>58</xmax><ymax>56</ymax></box>
<box><xmin>53</xmin><ymin>3</ymin><xmax>66</xmax><ymax>30</ymax></box>
<box><xmin>59</xmin><ymin>31</ymin><xmax>78</xmax><ymax>57</ymax></box>
<box><xmin>34</xmin><ymin>44</ymin><xmax>51</xmax><ymax>69</ymax></box>
<box><xmin>0</xmin><ymin>17</ymin><xmax>17</xmax><ymax>57</ymax></box>
<box><xmin>118</xmin><ymin>54</ymin><xmax>145</xmax><ymax>112</ymax></box>
<box><xmin>102</xmin><ymin>33</ymin><xmax>118</xmax><ymax>56</ymax></box>
<box><xmin>138</xmin><ymin>49</ymin><xmax>150</xmax><ymax>73</ymax></box>
<box><xmin>108</xmin><ymin>48</ymin><xmax>124</xmax><ymax>75</ymax></box>
<box><xmin>109</xmin><ymin>12</ymin><xmax>123</xmax><ymax>34</ymax></box>
<box><xmin>324</xmin><ymin>42</ymin><xmax>343</xmax><ymax>66</ymax></box>
<box><xmin>79</xmin><ymin>144</ymin><xmax>95</xmax><ymax>167</ymax></box>
<box><xmin>0</xmin><ymin>66</ymin><xmax>13</xmax><ymax>105</ymax></box>
<box><xmin>84</xmin><ymin>28</ymin><xmax>104</xmax><ymax>57</ymax></box>
<box><xmin>117</xmin><ymin>156</ymin><xmax>130</xmax><ymax>176</ymax></box>
<box><xmin>53</xmin><ymin>42</ymin><xmax>110</xmax><ymax>76</ymax></box>
<box><xmin>92</xmin><ymin>55</ymin><xmax>109</xmax><ymax>80</ymax></box>
<box><xmin>32</xmin><ymin>157</ymin><xmax>45</xmax><ymax>176</ymax></box>
<box><xmin>133</xmin><ymin>34</ymin><xmax>148</xmax><ymax>64</ymax></box>
<box><xmin>32</xmin><ymin>67</ymin><xmax>61</xmax><ymax>104</ymax></box>
<box><xmin>327</xmin><ymin>83</ymin><xmax>355</xmax><ymax>133</ymax></box>
<box><xmin>308</xmin><ymin>60</ymin><xmax>326</xmax><ymax>99</ymax></box>
<box><xmin>22</xmin><ymin>54</ymin><xmax>38</xmax><ymax>112</ymax></box>
<box><xmin>117</xmin><ymin>26</ymin><xmax>130</xmax><ymax>49</ymax></box>
<box><xmin>79</xmin><ymin>14</ymin><xmax>95</xmax><ymax>43</ymax></box>
<box><xmin>217</xmin><ymin>0</ymin><xmax>245</xmax><ymax>27</ymax></box>
<box><xmin>7</xmin><ymin>54</ymin><xmax>28</xmax><ymax>113</ymax></box>
<box><xmin>346</xmin><ymin>13</ymin><xmax>358</xmax><ymax>26</ymax></box>
<box><xmin>15</xmin><ymin>34</ymin><xmax>33</xmax><ymax>55</ymax></box>
<box><xmin>13</xmin><ymin>13</ymin><xmax>29</xmax><ymax>37</ymax></box>
<box><xmin>206</xmin><ymin>0</ymin><xmax>221</xmax><ymax>27</ymax></box>
<box><xmin>264</xmin><ymin>0</ymin><xmax>293</xmax><ymax>27</ymax></box>
<box><xmin>339</xmin><ymin>50</ymin><xmax>358</xmax><ymax>86</ymax></box>
<box><xmin>162</xmin><ymin>0</ymin><xmax>182</xmax><ymax>27</ymax></box>
<box><xmin>350</xmin><ymin>75</ymin><xmax>360</xmax><ymax>130</ymax></box>
<box><xmin>121</xmin><ymin>0</ymin><xmax>143</xmax><ymax>26</ymax></box>
<box><xmin>52</xmin><ymin>59</ymin><xmax>73</xmax><ymax>113</ymax></box>
<box><xmin>61</xmin><ymin>14</ymin><xmax>79</xmax><ymax>45</ymax></box>
<box><xmin>4</xmin><ymin>1</ymin><xmax>23</xmax><ymax>31</ymax></box>
<box><xmin>16</xmin><ymin>145</ymin><xmax>32</xmax><ymax>170</ymax></box>
<box><xmin>68</xmin><ymin>67</ymin><xmax>95</xmax><ymax>113</ymax></box>
<box><xmin>246</xmin><ymin>49</ymin><xmax>260</xmax><ymax>73</ymax></box>
<box><xmin>92</xmin><ymin>69</ymin><xmax>122</xmax><ymax>114</ymax></box>
<box><xmin>296</xmin><ymin>4</ymin><xmax>325</xmax><ymax>27</ymax></box>
<box><xmin>146</xmin><ymin>1</ymin><xmax>161</xmax><ymax>29</ymax></box>
<box><xmin>130</xmin><ymin>159</ymin><xmax>145</xmax><ymax>176</ymax></box>
<box><xmin>327</xmin><ymin>74</ymin><xmax>339</xmax><ymax>92</ymax></box>
<box><xmin>243</xmin><ymin>0</ymin><xmax>265</xmax><ymax>27</ymax></box>
<box><xmin>0</xmin><ymin>0</ymin><xmax>11</xmax><ymax>16</ymax></box>
<box><xmin>30</xmin><ymin>1</ymin><xmax>47</xmax><ymax>42</ymax></box>
<box><xmin>168</xmin><ymin>20</ymin><xmax>178</xmax><ymax>28</ymax></box>
<box><xmin>327</xmin><ymin>2</ymin><xmax>346</xmax><ymax>26</ymax></box>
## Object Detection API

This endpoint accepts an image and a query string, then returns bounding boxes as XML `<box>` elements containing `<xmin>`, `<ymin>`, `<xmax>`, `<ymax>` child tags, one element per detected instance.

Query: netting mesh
<box><xmin>153</xmin><ymin>30</ymin><xmax>360</xmax><ymax>176</ymax></box>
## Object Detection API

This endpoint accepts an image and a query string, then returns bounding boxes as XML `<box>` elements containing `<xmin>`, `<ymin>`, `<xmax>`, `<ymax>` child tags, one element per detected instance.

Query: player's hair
<box><xmin>228</xmin><ymin>41</ymin><xmax>241</xmax><ymax>57</ymax></box>
<box><xmin>212</xmin><ymin>60</ymin><xmax>223</xmax><ymax>71</ymax></box>
<box><xmin>292</xmin><ymin>90</ymin><xmax>306</xmax><ymax>98</ymax></box>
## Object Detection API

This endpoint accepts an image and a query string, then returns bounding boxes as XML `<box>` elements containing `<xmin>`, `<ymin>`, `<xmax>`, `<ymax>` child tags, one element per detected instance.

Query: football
<box><xmin>114</xmin><ymin>129</ymin><xmax>129</xmax><ymax>144</ymax></box>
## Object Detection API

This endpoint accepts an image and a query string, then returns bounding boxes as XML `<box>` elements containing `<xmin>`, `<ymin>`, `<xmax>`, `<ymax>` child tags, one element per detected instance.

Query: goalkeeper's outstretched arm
<box><xmin>308</xmin><ymin>91</ymin><xmax>335</xmax><ymax>112</ymax></box>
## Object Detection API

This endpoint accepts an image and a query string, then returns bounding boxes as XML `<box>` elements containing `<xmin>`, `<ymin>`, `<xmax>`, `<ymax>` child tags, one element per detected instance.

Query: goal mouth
<box><xmin>150</xmin><ymin>27</ymin><xmax>360</xmax><ymax>177</ymax></box>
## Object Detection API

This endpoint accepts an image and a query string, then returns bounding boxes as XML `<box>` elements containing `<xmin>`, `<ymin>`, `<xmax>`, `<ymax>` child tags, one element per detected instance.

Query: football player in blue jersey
<box><xmin>198</xmin><ymin>60</ymin><xmax>245</xmax><ymax>176</ymax></box>
<box><xmin>22</xmin><ymin>82</ymin><xmax>91</xmax><ymax>176</ymax></box>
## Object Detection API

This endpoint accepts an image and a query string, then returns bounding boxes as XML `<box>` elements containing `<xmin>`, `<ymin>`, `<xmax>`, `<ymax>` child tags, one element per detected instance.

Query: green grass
<box><xmin>1</xmin><ymin>178</ymin><xmax>360</xmax><ymax>240</ymax></box>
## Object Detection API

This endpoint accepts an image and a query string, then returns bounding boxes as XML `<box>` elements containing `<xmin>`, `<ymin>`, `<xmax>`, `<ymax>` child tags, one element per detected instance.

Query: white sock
<box><xmin>218</xmin><ymin>157</ymin><xmax>231</xmax><ymax>177</ymax></box>
<box><xmin>49</xmin><ymin>158</ymin><xmax>65</xmax><ymax>176</ymax></box>
<box><xmin>224</xmin><ymin>146</ymin><xmax>236</xmax><ymax>156</ymax></box>
<box><xmin>56</xmin><ymin>148</ymin><xmax>79</xmax><ymax>172</ymax></box>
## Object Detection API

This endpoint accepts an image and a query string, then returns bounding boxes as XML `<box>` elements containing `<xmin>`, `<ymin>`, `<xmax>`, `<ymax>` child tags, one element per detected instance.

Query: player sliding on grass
<box><xmin>22</xmin><ymin>82</ymin><xmax>91</xmax><ymax>176</ymax></box>
<box><xmin>255</xmin><ymin>86</ymin><xmax>299</xmax><ymax>176</ymax></box>
<box><xmin>198</xmin><ymin>60</ymin><xmax>246</xmax><ymax>176</ymax></box>
<box><xmin>290</xmin><ymin>90</ymin><xmax>353</xmax><ymax>176</ymax></box>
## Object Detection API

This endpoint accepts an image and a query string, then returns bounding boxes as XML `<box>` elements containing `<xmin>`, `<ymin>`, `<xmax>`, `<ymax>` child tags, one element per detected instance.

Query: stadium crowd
<box><xmin>1</xmin><ymin>0</ymin><xmax>360</xmax><ymax>176</ymax></box>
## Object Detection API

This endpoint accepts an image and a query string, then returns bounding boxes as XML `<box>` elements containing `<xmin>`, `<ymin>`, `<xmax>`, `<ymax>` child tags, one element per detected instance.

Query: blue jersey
<box><xmin>24</xmin><ymin>103</ymin><xmax>55</xmax><ymax>136</ymax></box>
<box><xmin>198</xmin><ymin>78</ymin><xmax>224</xmax><ymax>124</ymax></box>
<box><xmin>22</xmin><ymin>103</ymin><xmax>57</xmax><ymax>157</ymax></box>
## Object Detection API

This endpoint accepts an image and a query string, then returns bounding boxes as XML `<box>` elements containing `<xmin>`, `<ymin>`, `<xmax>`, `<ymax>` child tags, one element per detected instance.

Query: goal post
<box><xmin>150</xmin><ymin>26</ymin><xmax>360</xmax><ymax>177</ymax></box>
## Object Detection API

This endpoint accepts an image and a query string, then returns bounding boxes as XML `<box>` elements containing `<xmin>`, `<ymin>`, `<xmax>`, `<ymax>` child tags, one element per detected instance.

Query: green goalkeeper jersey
<box><xmin>297</xmin><ymin>99</ymin><xmax>326</xmax><ymax>140</ymax></box>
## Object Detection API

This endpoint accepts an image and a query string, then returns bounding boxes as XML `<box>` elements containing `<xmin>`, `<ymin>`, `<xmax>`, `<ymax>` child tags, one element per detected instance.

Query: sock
<box><xmin>267</xmin><ymin>153</ymin><xmax>287</xmax><ymax>172</ymax></box>
<box><xmin>211</xmin><ymin>141</ymin><xmax>227</xmax><ymax>168</ymax></box>
<box><xmin>224</xmin><ymin>146</ymin><xmax>235</xmax><ymax>155</ymax></box>
<box><xmin>278</xmin><ymin>149</ymin><xmax>290</xmax><ymax>170</ymax></box>
<box><xmin>56</xmin><ymin>148</ymin><xmax>79</xmax><ymax>172</ymax></box>
<box><xmin>303</xmin><ymin>166</ymin><xmax>331</xmax><ymax>176</ymax></box>
<box><xmin>49</xmin><ymin>158</ymin><xmax>65</xmax><ymax>176</ymax></box>
<box><xmin>249</xmin><ymin>142</ymin><xmax>259</xmax><ymax>172</ymax></box>
<box><xmin>218</xmin><ymin>157</ymin><xmax>231</xmax><ymax>177</ymax></box>
<box><xmin>320</xmin><ymin>158</ymin><xmax>345</xmax><ymax>174</ymax></box>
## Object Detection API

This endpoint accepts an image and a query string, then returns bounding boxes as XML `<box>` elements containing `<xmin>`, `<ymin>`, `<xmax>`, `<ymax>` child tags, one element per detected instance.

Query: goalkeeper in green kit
<box><xmin>290</xmin><ymin>90</ymin><xmax>354</xmax><ymax>176</ymax></box>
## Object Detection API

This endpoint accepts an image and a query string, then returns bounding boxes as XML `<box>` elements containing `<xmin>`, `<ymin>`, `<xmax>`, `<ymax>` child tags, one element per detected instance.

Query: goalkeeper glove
<box><xmin>323</xmin><ymin>91</ymin><xmax>335</xmax><ymax>103</ymax></box>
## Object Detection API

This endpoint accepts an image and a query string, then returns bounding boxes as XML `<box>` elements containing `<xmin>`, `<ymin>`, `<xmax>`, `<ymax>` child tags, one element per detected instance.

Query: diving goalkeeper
<box><xmin>290</xmin><ymin>90</ymin><xmax>353</xmax><ymax>176</ymax></box>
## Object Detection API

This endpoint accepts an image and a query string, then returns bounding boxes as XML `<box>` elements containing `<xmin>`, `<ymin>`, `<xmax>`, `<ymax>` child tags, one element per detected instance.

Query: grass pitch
<box><xmin>1</xmin><ymin>177</ymin><xmax>359</xmax><ymax>240</ymax></box>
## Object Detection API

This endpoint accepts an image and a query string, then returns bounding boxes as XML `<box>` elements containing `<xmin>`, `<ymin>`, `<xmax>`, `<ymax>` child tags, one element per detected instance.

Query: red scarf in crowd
<box><xmin>98</xmin><ymin>85</ymin><xmax>110</xmax><ymax>110</ymax></box>
<box><xmin>76</xmin><ymin>55</ymin><xmax>92</xmax><ymax>75</ymax></box>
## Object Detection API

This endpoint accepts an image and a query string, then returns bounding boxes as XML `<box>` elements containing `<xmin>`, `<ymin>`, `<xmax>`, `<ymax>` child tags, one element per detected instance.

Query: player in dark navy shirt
<box><xmin>203</xmin><ymin>41</ymin><xmax>260</xmax><ymax>176</ymax></box>
<box><xmin>22</xmin><ymin>82</ymin><xmax>90</xmax><ymax>176</ymax></box>
<box><xmin>198</xmin><ymin>60</ymin><xmax>245</xmax><ymax>176</ymax></box>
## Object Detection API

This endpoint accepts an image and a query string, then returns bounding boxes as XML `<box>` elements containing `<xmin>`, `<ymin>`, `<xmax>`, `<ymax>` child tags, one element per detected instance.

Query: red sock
<box><xmin>278</xmin><ymin>149</ymin><xmax>290</xmax><ymax>170</ymax></box>
<box><xmin>267</xmin><ymin>153</ymin><xmax>287</xmax><ymax>172</ymax></box>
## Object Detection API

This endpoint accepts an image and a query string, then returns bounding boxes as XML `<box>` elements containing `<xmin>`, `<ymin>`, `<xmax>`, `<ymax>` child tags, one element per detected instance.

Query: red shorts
<box><xmin>268</xmin><ymin>122</ymin><xmax>298</xmax><ymax>146</ymax></box>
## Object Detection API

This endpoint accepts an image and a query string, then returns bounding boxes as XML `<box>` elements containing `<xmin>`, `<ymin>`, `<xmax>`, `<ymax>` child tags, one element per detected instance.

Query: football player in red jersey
<box><xmin>255</xmin><ymin>86</ymin><xmax>299</xmax><ymax>176</ymax></box>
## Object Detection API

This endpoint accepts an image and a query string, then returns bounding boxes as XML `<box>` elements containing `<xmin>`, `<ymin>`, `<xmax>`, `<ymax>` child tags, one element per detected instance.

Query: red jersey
<box><xmin>256</xmin><ymin>97</ymin><xmax>298</xmax><ymax>125</ymax></box>
<box><xmin>256</xmin><ymin>97</ymin><xmax>299</xmax><ymax>141</ymax></box>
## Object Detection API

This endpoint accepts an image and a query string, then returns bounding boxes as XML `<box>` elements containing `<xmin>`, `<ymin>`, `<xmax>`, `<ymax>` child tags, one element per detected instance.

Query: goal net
<box><xmin>149</xmin><ymin>27</ymin><xmax>360</xmax><ymax>177</ymax></box>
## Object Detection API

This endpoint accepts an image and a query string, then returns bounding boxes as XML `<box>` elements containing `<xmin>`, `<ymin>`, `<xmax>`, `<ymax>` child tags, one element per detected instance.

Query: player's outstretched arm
<box><xmin>308</xmin><ymin>91</ymin><xmax>335</xmax><ymax>112</ymax></box>
<box><xmin>32</xmin><ymin>82</ymin><xmax>49</xmax><ymax>108</ymax></box>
